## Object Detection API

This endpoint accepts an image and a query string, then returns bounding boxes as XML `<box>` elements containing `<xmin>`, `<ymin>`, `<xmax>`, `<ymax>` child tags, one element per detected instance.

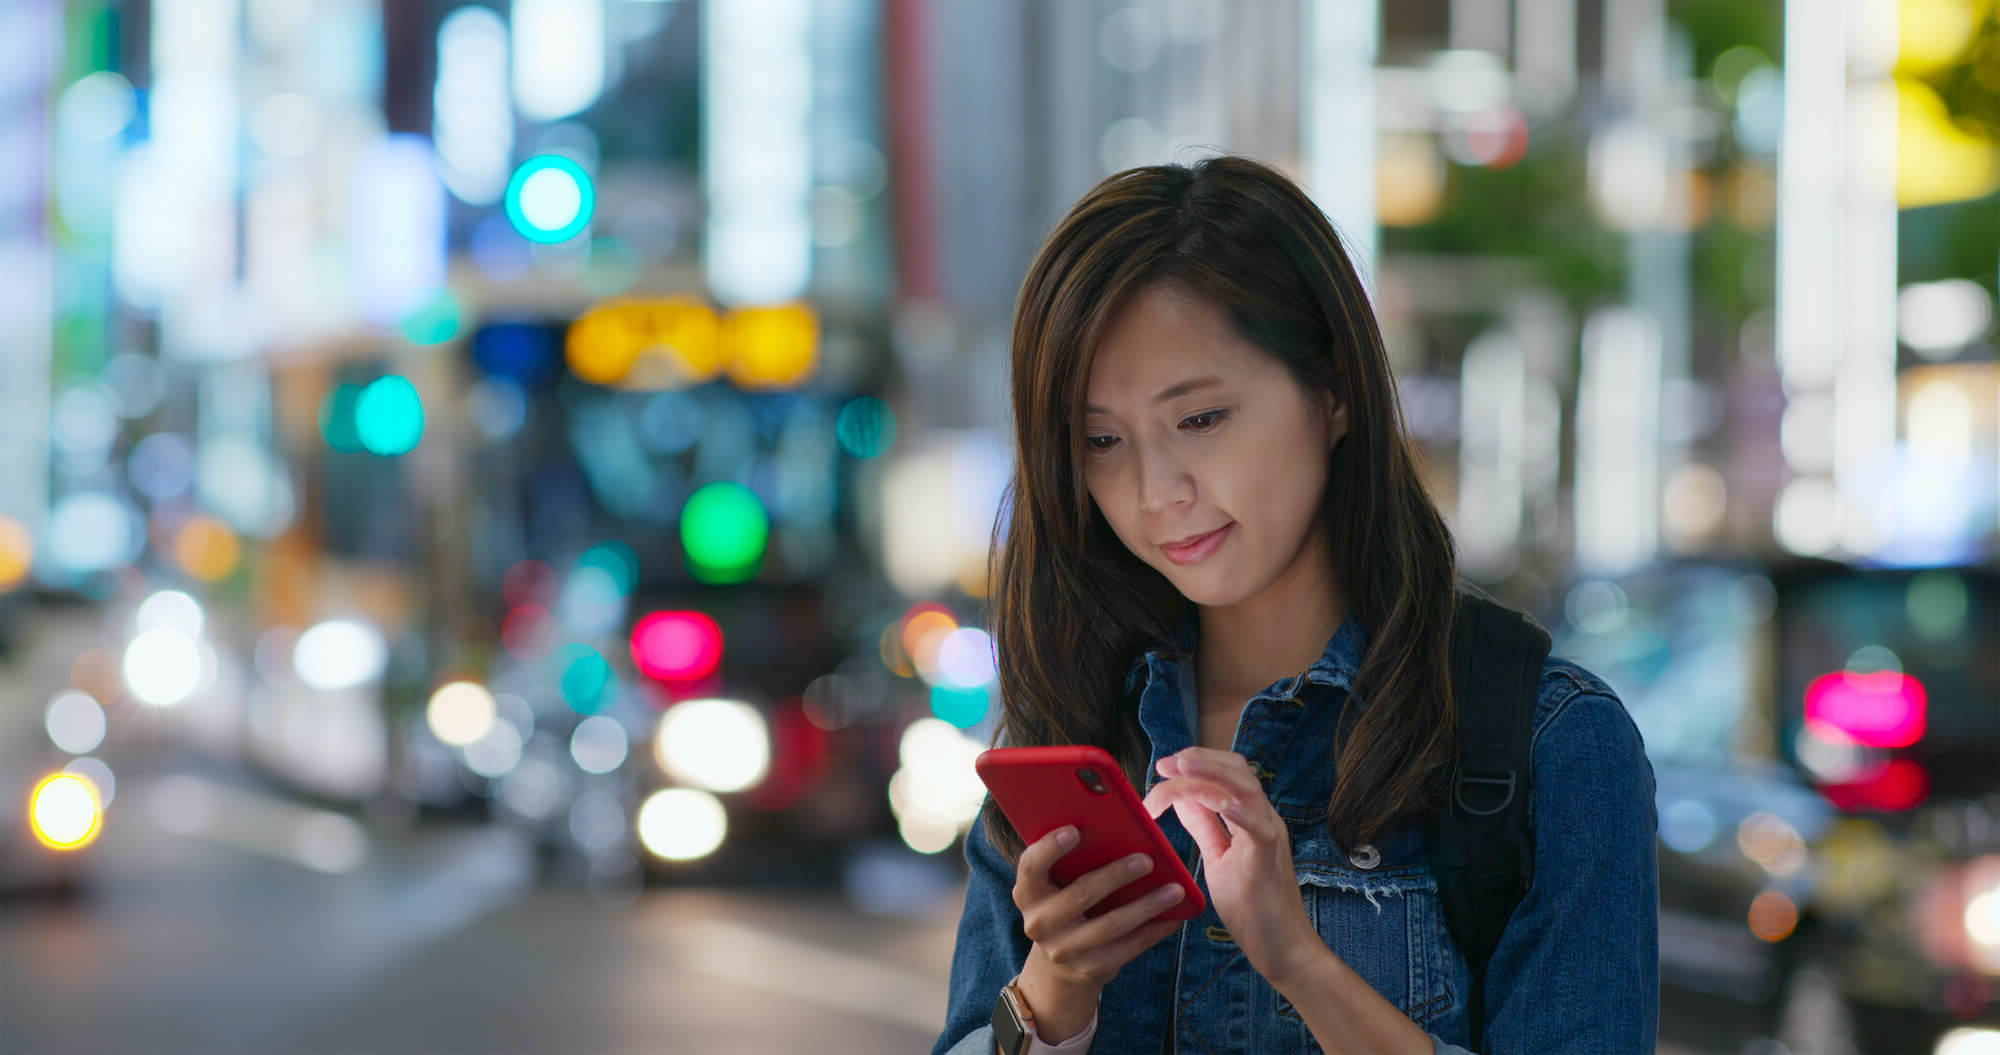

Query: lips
<box><xmin>1160</xmin><ymin>522</ymin><xmax>1233</xmax><ymax>566</ymax></box>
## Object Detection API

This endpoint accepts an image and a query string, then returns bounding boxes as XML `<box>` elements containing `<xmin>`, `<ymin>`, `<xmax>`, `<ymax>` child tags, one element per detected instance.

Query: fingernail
<box><xmin>1127</xmin><ymin>854</ymin><xmax>1152</xmax><ymax>875</ymax></box>
<box><xmin>1056</xmin><ymin>827</ymin><xmax>1077</xmax><ymax>848</ymax></box>
<box><xmin>1156</xmin><ymin>884</ymin><xmax>1184</xmax><ymax>902</ymax></box>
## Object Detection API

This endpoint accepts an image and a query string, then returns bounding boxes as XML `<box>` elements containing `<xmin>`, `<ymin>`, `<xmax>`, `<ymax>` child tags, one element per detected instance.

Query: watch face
<box><xmin>991</xmin><ymin>989</ymin><xmax>1030</xmax><ymax>1055</ymax></box>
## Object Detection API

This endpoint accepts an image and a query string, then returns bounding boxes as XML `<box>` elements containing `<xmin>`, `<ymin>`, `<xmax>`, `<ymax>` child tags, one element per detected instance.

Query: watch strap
<box><xmin>990</xmin><ymin>977</ymin><xmax>1035</xmax><ymax>1055</ymax></box>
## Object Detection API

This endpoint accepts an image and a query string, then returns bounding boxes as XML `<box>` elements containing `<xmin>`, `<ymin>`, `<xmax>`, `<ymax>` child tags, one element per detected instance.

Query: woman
<box><xmin>932</xmin><ymin>155</ymin><xmax>1657</xmax><ymax>1054</ymax></box>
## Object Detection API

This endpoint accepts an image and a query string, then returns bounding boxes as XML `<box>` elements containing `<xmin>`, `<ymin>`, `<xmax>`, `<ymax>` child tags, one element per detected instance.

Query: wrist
<box><xmin>1262</xmin><ymin>930</ymin><xmax>1337</xmax><ymax>1000</ymax></box>
<box><xmin>1018</xmin><ymin>947</ymin><xmax>1102</xmax><ymax>1044</ymax></box>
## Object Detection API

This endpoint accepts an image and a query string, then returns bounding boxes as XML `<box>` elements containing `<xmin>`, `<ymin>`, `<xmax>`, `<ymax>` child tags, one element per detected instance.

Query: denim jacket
<box><xmin>934</xmin><ymin>613</ymin><xmax>1659</xmax><ymax>1054</ymax></box>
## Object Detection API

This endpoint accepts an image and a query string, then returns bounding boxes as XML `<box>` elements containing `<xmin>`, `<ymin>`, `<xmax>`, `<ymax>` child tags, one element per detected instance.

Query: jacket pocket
<box><xmin>1281</xmin><ymin>830</ymin><xmax>1456</xmax><ymax>1028</ymax></box>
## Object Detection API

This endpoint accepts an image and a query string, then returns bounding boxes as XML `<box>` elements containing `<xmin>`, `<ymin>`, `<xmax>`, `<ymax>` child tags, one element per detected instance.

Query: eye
<box><xmin>1181</xmin><ymin>410</ymin><xmax>1229</xmax><ymax>432</ymax></box>
<box><xmin>1084</xmin><ymin>434</ymin><xmax>1119</xmax><ymax>452</ymax></box>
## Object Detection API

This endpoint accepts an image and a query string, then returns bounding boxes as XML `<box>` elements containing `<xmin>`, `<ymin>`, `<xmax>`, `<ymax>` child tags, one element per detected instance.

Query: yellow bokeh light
<box><xmin>566</xmin><ymin>303</ymin><xmax>647</xmax><ymax>385</ymax></box>
<box><xmin>1376</xmin><ymin>133</ymin><xmax>1445</xmax><ymax>227</ymax></box>
<box><xmin>901</xmin><ymin>609</ymin><xmax>958</xmax><ymax>667</ymax></box>
<box><xmin>879</xmin><ymin>621</ymin><xmax>916</xmax><ymax>678</ymax></box>
<box><xmin>1898</xmin><ymin>0</ymin><xmax>1984</xmax><ymax>74</ymax></box>
<box><xmin>724</xmin><ymin>303</ymin><xmax>819</xmax><ymax>390</ymax></box>
<box><xmin>636</xmin><ymin>296</ymin><xmax>727</xmax><ymax>387</ymax></box>
<box><xmin>0</xmin><ymin>515</ymin><xmax>31</xmax><ymax>590</ymax></box>
<box><xmin>173</xmin><ymin>515</ymin><xmax>241</xmax><ymax>582</ymax></box>
<box><xmin>1897</xmin><ymin>78</ymin><xmax>2000</xmax><ymax>209</ymax></box>
<box><xmin>30</xmin><ymin>773</ymin><xmax>101</xmax><ymax>850</ymax></box>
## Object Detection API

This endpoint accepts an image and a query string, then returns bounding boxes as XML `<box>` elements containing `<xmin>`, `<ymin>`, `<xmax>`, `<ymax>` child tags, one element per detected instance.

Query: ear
<box><xmin>1322</xmin><ymin>391</ymin><xmax>1351</xmax><ymax>449</ymax></box>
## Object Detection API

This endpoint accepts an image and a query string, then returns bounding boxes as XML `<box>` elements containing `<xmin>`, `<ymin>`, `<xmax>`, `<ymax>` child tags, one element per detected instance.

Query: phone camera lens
<box><xmin>1076</xmin><ymin>767</ymin><xmax>1109</xmax><ymax>795</ymax></box>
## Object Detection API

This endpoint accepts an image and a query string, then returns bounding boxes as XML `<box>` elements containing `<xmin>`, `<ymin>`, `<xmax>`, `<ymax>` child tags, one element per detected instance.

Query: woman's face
<box><xmin>1081</xmin><ymin>283</ymin><xmax>1347</xmax><ymax>610</ymax></box>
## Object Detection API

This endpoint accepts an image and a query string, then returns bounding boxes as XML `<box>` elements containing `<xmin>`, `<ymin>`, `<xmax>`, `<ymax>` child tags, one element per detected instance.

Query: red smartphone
<box><xmin>975</xmin><ymin>744</ymin><xmax>1205</xmax><ymax>922</ymax></box>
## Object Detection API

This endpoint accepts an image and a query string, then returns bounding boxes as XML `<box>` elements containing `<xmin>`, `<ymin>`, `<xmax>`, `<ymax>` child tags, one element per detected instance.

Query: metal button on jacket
<box><xmin>1347</xmin><ymin>843</ymin><xmax>1381</xmax><ymax>870</ymax></box>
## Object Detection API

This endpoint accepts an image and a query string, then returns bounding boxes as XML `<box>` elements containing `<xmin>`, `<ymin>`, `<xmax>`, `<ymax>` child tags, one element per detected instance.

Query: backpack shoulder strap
<box><xmin>1426</xmin><ymin>589</ymin><xmax>1550</xmax><ymax>1049</ymax></box>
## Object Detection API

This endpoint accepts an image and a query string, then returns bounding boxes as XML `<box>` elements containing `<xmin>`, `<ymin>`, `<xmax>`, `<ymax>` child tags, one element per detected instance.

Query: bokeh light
<box><xmin>505</xmin><ymin>154</ymin><xmax>595</xmax><ymax>243</ymax></box>
<box><xmin>399</xmin><ymin>288</ymin><xmax>464</xmax><ymax>345</ymax></box>
<box><xmin>570</xmin><ymin>715</ymin><xmax>629</xmax><ymax>774</ymax></box>
<box><xmin>655</xmin><ymin>698</ymin><xmax>769</xmax><ymax>793</ymax></box>
<box><xmin>638</xmin><ymin>296</ymin><xmax>727</xmax><ymax>386</ymax></box>
<box><xmin>928</xmin><ymin>684</ymin><xmax>991</xmax><ymax>730</ymax></box>
<box><xmin>630</xmin><ymin>610</ymin><xmax>724</xmax><ymax>683</ymax></box>
<box><xmin>556</xmin><ymin>643</ymin><xmax>615</xmax><ymax>713</ymax></box>
<box><xmin>29</xmin><ymin>774</ymin><xmax>101</xmax><ymax>851</ymax></box>
<box><xmin>136</xmin><ymin>590</ymin><xmax>205</xmax><ymax>637</ymax></box>
<box><xmin>637</xmin><ymin>788</ymin><xmax>727</xmax><ymax>861</ymax></box>
<box><xmin>463</xmin><ymin>721</ymin><xmax>525</xmax><ymax>779</ymax></box>
<box><xmin>64</xmin><ymin>758</ymin><xmax>116</xmax><ymax>808</ymax></box>
<box><xmin>173</xmin><ymin>516</ymin><xmax>242</xmax><ymax>582</ymax></box>
<box><xmin>1747</xmin><ymin>890</ymin><xmax>1800</xmax><ymax>943</ymax></box>
<box><xmin>427</xmin><ymin>681</ymin><xmax>497</xmax><ymax>747</ymax></box>
<box><xmin>319</xmin><ymin>384</ymin><xmax>366</xmax><ymax>452</ymax></box>
<box><xmin>902</xmin><ymin>607</ymin><xmax>958</xmax><ymax>682</ymax></box>
<box><xmin>501</xmin><ymin>603</ymin><xmax>557</xmax><ymax>659</ymax></box>
<box><xmin>723</xmin><ymin>303</ymin><xmax>819</xmax><ymax>389</ymax></box>
<box><xmin>0</xmin><ymin>515</ymin><xmax>31</xmax><ymax>590</ymax></box>
<box><xmin>127</xmin><ymin>432</ymin><xmax>196</xmax><ymax>501</ymax></box>
<box><xmin>355</xmin><ymin>376</ymin><xmax>426</xmax><ymax>456</ymax></box>
<box><xmin>889</xmin><ymin>718</ymin><xmax>987</xmax><ymax>853</ymax></box>
<box><xmin>565</xmin><ymin>302</ymin><xmax>645</xmax><ymax>385</ymax></box>
<box><xmin>680</xmin><ymin>482</ymin><xmax>769</xmax><ymax>583</ymax></box>
<box><xmin>293</xmin><ymin>620</ymin><xmax>388</xmax><ymax>692</ymax></box>
<box><xmin>935</xmin><ymin>627</ymin><xmax>997</xmax><ymax>689</ymax></box>
<box><xmin>45</xmin><ymin>492</ymin><xmax>142</xmax><ymax>575</ymax></box>
<box><xmin>555</xmin><ymin>564</ymin><xmax>627</xmax><ymax>638</ymax></box>
<box><xmin>835</xmin><ymin>397</ymin><xmax>896</xmax><ymax>459</ymax></box>
<box><xmin>123</xmin><ymin>627</ymin><xmax>203</xmax><ymax>707</ymax></box>
<box><xmin>45</xmin><ymin>691</ymin><xmax>107</xmax><ymax>755</ymax></box>
<box><xmin>577</xmin><ymin>542</ymin><xmax>638</xmax><ymax>594</ymax></box>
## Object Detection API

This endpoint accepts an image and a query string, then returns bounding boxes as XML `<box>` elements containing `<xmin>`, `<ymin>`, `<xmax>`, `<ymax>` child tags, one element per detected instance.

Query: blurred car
<box><xmin>1556</xmin><ymin>558</ymin><xmax>2000</xmax><ymax>1055</ymax></box>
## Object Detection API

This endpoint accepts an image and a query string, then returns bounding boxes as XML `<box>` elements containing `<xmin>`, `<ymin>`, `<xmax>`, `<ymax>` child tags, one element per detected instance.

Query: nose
<box><xmin>1134</xmin><ymin>443</ymin><xmax>1194</xmax><ymax>514</ymax></box>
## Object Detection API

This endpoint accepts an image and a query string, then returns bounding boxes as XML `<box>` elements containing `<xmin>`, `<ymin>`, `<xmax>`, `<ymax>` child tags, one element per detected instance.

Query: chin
<box><xmin>1159</xmin><ymin>564</ymin><xmax>1257</xmax><ymax>609</ymax></box>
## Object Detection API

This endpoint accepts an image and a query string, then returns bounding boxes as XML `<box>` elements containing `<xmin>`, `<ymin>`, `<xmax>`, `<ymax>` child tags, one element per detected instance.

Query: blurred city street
<box><xmin>3</xmin><ymin>0</ymin><xmax>1998</xmax><ymax>1051</ymax></box>
<box><xmin>3</xmin><ymin>762</ymin><xmax>960</xmax><ymax>1054</ymax></box>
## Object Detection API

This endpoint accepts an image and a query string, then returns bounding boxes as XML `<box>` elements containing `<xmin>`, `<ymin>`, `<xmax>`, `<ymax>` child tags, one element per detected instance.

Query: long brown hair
<box><xmin>982</xmin><ymin>155</ymin><xmax>1460</xmax><ymax>863</ymax></box>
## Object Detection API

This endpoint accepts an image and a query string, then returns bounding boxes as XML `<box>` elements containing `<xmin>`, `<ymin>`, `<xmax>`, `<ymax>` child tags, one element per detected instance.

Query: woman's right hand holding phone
<box><xmin>1012</xmin><ymin>825</ymin><xmax>1187</xmax><ymax>1043</ymax></box>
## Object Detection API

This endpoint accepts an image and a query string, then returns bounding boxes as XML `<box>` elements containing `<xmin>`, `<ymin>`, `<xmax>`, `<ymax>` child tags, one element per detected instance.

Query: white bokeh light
<box><xmin>426</xmin><ymin>681</ymin><xmax>496</xmax><ymax>747</ymax></box>
<box><xmin>64</xmin><ymin>757</ymin><xmax>116</xmax><ymax>807</ymax></box>
<box><xmin>293</xmin><ymin>620</ymin><xmax>387</xmax><ymax>692</ymax></box>
<box><xmin>654</xmin><ymin>698</ymin><xmax>769</xmax><ymax>794</ymax></box>
<box><xmin>31</xmin><ymin>774</ymin><xmax>100</xmax><ymax>848</ymax></box>
<box><xmin>570</xmin><ymin>715</ymin><xmax>629</xmax><ymax>775</ymax></box>
<box><xmin>463</xmin><ymin>720</ymin><xmax>524</xmax><ymax>779</ymax></box>
<box><xmin>45</xmin><ymin>691</ymin><xmax>107</xmax><ymax>754</ymax></box>
<box><xmin>518</xmin><ymin>167</ymin><xmax>584</xmax><ymax>231</ymax></box>
<box><xmin>136</xmin><ymin>589</ymin><xmax>205</xmax><ymax>637</ymax></box>
<box><xmin>636</xmin><ymin>788</ymin><xmax>727</xmax><ymax>862</ymax></box>
<box><xmin>124</xmin><ymin>627</ymin><xmax>203</xmax><ymax>706</ymax></box>
<box><xmin>935</xmin><ymin>627</ymin><xmax>997</xmax><ymax>689</ymax></box>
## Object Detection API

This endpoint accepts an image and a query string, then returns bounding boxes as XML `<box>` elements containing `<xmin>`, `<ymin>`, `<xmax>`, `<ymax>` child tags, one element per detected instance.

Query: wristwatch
<box><xmin>991</xmin><ymin>976</ymin><xmax>1036</xmax><ymax>1055</ymax></box>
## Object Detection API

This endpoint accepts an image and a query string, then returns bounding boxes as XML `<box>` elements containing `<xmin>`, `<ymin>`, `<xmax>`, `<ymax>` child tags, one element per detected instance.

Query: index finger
<box><xmin>1015</xmin><ymin>825</ymin><xmax>1079</xmax><ymax>893</ymax></box>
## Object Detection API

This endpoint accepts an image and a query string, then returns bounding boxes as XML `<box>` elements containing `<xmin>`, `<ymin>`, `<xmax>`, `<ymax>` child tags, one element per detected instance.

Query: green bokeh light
<box><xmin>355</xmin><ymin>376</ymin><xmax>425</xmax><ymax>456</ymax></box>
<box><xmin>557</xmin><ymin>643</ymin><xmax>615</xmax><ymax>714</ymax></box>
<box><xmin>681</xmin><ymin>482</ymin><xmax>768</xmax><ymax>582</ymax></box>
<box><xmin>318</xmin><ymin>384</ymin><xmax>365</xmax><ymax>453</ymax></box>
<box><xmin>399</xmin><ymin>289</ymin><xmax>463</xmax><ymax>346</ymax></box>
<box><xmin>578</xmin><ymin>541</ymin><xmax>639</xmax><ymax>595</ymax></box>
<box><xmin>836</xmin><ymin>397</ymin><xmax>896</xmax><ymax>459</ymax></box>
<box><xmin>929</xmin><ymin>684</ymin><xmax>990</xmax><ymax>730</ymax></box>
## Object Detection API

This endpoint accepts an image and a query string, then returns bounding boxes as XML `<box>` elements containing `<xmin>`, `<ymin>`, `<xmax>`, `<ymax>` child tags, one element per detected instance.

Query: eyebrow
<box><xmin>1085</xmin><ymin>375</ymin><xmax>1226</xmax><ymax>415</ymax></box>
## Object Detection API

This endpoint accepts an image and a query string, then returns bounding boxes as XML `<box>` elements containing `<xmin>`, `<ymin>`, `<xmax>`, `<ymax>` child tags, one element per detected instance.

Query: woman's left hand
<box><xmin>1141</xmin><ymin>747</ymin><xmax>1323</xmax><ymax>989</ymax></box>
